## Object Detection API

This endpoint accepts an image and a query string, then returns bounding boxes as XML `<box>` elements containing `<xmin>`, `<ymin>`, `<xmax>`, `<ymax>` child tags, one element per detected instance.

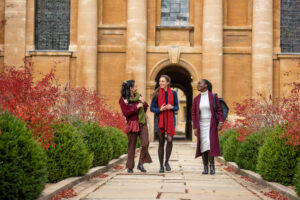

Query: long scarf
<box><xmin>158</xmin><ymin>87</ymin><xmax>175</xmax><ymax>136</ymax></box>
<box><xmin>129</xmin><ymin>93</ymin><xmax>146</xmax><ymax>124</ymax></box>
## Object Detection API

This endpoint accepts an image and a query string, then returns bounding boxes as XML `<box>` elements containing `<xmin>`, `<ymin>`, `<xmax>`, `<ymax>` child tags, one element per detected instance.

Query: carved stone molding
<box><xmin>168</xmin><ymin>46</ymin><xmax>181</xmax><ymax>64</ymax></box>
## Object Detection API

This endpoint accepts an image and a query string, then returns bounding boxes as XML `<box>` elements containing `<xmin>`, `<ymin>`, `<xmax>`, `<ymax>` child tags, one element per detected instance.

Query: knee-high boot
<box><xmin>209</xmin><ymin>155</ymin><xmax>215</xmax><ymax>175</ymax></box>
<box><xmin>202</xmin><ymin>151</ymin><xmax>209</xmax><ymax>174</ymax></box>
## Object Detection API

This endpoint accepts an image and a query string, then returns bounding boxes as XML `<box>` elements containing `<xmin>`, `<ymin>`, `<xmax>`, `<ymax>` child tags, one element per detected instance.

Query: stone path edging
<box><xmin>216</xmin><ymin>156</ymin><xmax>300</xmax><ymax>200</ymax></box>
<box><xmin>38</xmin><ymin>154</ymin><xmax>129</xmax><ymax>200</ymax></box>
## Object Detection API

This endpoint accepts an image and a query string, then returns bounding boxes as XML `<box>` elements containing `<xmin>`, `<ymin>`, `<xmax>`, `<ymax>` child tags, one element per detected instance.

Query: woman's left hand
<box><xmin>217</xmin><ymin>122</ymin><xmax>223</xmax><ymax>131</ymax></box>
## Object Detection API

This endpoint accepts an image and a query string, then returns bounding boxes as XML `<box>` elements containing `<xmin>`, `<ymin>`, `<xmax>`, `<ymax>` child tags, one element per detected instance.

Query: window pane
<box><xmin>35</xmin><ymin>0</ymin><xmax>70</xmax><ymax>50</ymax></box>
<box><xmin>161</xmin><ymin>0</ymin><xmax>189</xmax><ymax>26</ymax></box>
<box><xmin>280</xmin><ymin>0</ymin><xmax>300</xmax><ymax>53</ymax></box>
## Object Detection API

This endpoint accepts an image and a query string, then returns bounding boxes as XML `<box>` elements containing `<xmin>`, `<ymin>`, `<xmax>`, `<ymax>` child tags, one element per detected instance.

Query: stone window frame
<box><xmin>280</xmin><ymin>0</ymin><xmax>300</xmax><ymax>53</ymax></box>
<box><xmin>34</xmin><ymin>0</ymin><xmax>71</xmax><ymax>51</ymax></box>
<box><xmin>160</xmin><ymin>0</ymin><xmax>190</xmax><ymax>27</ymax></box>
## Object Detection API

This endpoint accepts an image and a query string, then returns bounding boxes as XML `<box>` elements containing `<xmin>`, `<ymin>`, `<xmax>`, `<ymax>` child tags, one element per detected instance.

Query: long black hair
<box><xmin>121</xmin><ymin>80</ymin><xmax>135</xmax><ymax>99</ymax></box>
<box><xmin>202</xmin><ymin>79</ymin><xmax>212</xmax><ymax>92</ymax></box>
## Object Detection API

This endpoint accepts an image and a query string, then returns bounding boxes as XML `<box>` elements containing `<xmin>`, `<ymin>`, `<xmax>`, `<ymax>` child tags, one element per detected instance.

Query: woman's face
<box><xmin>197</xmin><ymin>80</ymin><xmax>207</xmax><ymax>92</ymax></box>
<box><xmin>130</xmin><ymin>83</ymin><xmax>137</xmax><ymax>94</ymax></box>
<box><xmin>159</xmin><ymin>77</ymin><xmax>169</xmax><ymax>89</ymax></box>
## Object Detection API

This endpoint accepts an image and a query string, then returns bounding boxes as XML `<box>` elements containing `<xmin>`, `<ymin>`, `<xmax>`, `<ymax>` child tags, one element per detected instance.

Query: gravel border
<box><xmin>38</xmin><ymin>154</ymin><xmax>129</xmax><ymax>200</ymax></box>
<box><xmin>216</xmin><ymin>156</ymin><xmax>300</xmax><ymax>200</ymax></box>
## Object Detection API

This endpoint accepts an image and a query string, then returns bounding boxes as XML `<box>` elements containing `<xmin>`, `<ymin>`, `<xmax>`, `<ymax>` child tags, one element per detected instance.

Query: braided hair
<box><xmin>202</xmin><ymin>79</ymin><xmax>212</xmax><ymax>92</ymax></box>
<box><xmin>121</xmin><ymin>80</ymin><xmax>135</xmax><ymax>100</ymax></box>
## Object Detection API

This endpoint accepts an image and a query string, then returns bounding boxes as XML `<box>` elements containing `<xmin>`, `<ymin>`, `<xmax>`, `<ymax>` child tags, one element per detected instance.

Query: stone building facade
<box><xmin>0</xmin><ymin>0</ymin><xmax>299</xmax><ymax>141</ymax></box>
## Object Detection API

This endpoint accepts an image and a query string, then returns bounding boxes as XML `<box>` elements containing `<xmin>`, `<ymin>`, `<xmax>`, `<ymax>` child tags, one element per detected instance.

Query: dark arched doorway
<box><xmin>154</xmin><ymin>65</ymin><xmax>193</xmax><ymax>140</ymax></box>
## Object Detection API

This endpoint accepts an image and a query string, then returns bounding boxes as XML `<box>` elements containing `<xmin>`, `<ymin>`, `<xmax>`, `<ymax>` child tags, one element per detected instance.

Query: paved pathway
<box><xmin>70</xmin><ymin>142</ymin><xmax>275</xmax><ymax>200</ymax></box>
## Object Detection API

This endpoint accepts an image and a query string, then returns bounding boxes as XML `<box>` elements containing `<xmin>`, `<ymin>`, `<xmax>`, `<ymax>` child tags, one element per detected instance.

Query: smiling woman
<box><xmin>119</xmin><ymin>80</ymin><xmax>152</xmax><ymax>173</ymax></box>
<box><xmin>150</xmin><ymin>75</ymin><xmax>179</xmax><ymax>173</ymax></box>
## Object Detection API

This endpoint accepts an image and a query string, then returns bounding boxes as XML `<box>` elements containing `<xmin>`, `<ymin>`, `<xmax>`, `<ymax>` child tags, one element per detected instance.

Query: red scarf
<box><xmin>158</xmin><ymin>87</ymin><xmax>175</xmax><ymax>136</ymax></box>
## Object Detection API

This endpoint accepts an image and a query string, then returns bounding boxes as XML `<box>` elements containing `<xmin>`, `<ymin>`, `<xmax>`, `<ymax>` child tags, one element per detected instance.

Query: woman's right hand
<box><xmin>193</xmin><ymin>129</ymin><xmax>197</xmax><ymax>136</ymax></box>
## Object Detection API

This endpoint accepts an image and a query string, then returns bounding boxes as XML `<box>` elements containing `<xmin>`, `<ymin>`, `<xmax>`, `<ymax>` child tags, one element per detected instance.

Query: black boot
<box><xmin>202</xmin><ymin>151</ymin><xmax>209</xmax><ymax>174</ymax></box>
<box><xmin>165</xmin><ymin>162</ymin><xmax>171</xmax><ymax>171</ymax></box>
<box><xmin>209</xmin><ymin>156</ymin><xmax>215</xmax><ymax>175</ymax></box>
<box><xmin>137</xmin><ymin>163</ymin><xmax>147</xmax><ymax>172</ymax></box>
<box><xmin>159</xmin><ymin>166</ymin><xmax>165</xmax><ymax>173</ymax></box>
<box><xmin>209</xmin><ymin>164</ymin><xmax>215</xmax><ymax>175</ymax></box>
<box><xmin>127</xmin><ymin>169</ymin><xmax>133</xmax><ymax>173</ymax></box>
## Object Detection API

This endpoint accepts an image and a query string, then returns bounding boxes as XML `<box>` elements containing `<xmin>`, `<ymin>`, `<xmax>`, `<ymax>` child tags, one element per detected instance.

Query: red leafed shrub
<box><xmin>226</xmin><ymin>82</ymin><xmax>299</xmax><ymax>147</ymax></box>
<box><xmin>0</xmin><ymin>62</ymin><xmax>126</xmax><ymax>149</ymax></box>
<box><xmin>0</xmin><ymin>62</ymin><xmax>58</xmax><ymax>149</ymax></box>
<box><xmin>55</xmin><ymin>86</ymin><xmax>126</xmax><ymax>133</ymax></box>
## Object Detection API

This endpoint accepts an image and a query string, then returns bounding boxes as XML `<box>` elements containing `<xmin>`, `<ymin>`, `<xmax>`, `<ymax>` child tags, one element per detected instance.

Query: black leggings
<box><xmin>158</xmin><ymin>132</ymin><xmax>173</xmax><ymax>167</ymax></box>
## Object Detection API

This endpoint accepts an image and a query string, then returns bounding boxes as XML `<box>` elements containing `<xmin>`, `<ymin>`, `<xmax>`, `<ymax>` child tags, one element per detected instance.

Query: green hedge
<box><xmin>219</xmin><ymin>129</ymin><xmax>238</xmax><ymax>155</ymax></box>
<box><xmin>256</xmin><ymin>127</ymin><xmax>298</xmax><ymax>186</ymax></box>
<box><xmin>47</xmin><ymin>123</ymin><xmax>93</xmax><ymax>183</ymax></box>
<box><xmin>235</xmin><ymin>129</ymin><xmax>268</xmax><ymax>171</ymax></box>
<box><xmin>78</xmin><ymin>122</ymin><xmax>113</xmax><ymax>167</ymax></box>
<box><xmin>103</xmin><ymin>127</ymin><xmax>127</xmax><ymax>159</ymax></box>
<box><xmin>0</xmin><ymin>112</ymin><xmax>48</xmax><ymax>200</ymax></box>
<box><xmin>294</xmin><ymin>157</ymin><xmax>300</xmax><ymax>196</ymax></box>
<box><xmin>223</xmin><ymin>132</ymin><xmax>241</xmax><ymax>162</ymax></box>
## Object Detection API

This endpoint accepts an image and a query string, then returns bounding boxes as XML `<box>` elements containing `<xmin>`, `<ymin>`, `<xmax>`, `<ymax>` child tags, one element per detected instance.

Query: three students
<box><xmin>119</xmin><ymin>77</ymin><xmax>224</xmax><ymax>175</ymax></box>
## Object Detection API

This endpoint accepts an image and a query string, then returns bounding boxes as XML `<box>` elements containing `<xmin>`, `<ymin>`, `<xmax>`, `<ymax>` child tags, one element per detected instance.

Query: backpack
<box><xmin>212</xmin><ymin>94</ymin><xmax>229</xmax><ymax>125</ymax></box>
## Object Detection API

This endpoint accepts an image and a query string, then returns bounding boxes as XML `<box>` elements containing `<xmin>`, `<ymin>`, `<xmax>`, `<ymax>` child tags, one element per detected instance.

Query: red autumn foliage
<box><xmin>51</xmin><ymin>188</ymin><xmax>77</xmax><ymax>200</ymax></box>
<box><xmin>223</xmin><ymin>166</ymin><xmax>236</xmax><ymax>173</ymax></box>
<box><xmin>0</xmin><ymin>62</ymin><xmax>58</xmax><ymax>149</ymax></box>
<box><xmin>0</xmin><ymin>62</ymin><xmax>126</xmax><ymax>149</ymax></box>
<box><xmin>54</xmin><ymin>86</ymin><xmax>126</xmax><ymax>133</ymax></box>
<box><xmin>95</xmin><ymin>173</ymin><xmax>109</xmax><ymax>178</ymax></box>
<box><xmin>113</xmin><ymin>165</ymin><xmax>124</xmax><ymax>170</ymax></box>
<box><xmin>240</xmin><ymin>176</ymin><xmax>255</xmax><ymax>183</ymax></box>
<box><xmin>222</xmin><ymin>81</ymin><xmax>299</xmax><ymax>147</ymax></box>
<box><xmin>260</xmin><ymin>190</ymin><xmax>288</xmax><ymax>200</ymax></box>
<box><xmin>156</xmin><ymin>192</ymin><xmax>162</xmax><ymax>199</ymax></box>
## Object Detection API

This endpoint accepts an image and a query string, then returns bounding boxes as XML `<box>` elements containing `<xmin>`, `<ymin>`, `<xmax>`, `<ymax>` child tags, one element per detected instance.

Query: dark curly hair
<box><xmin>121</xmin><ymin>80</ymin><xmax>135</xmax><ymax>99</ymax></box>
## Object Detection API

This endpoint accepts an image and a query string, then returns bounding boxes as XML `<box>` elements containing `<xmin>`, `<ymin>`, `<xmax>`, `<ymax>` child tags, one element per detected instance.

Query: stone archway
<box><xmin>147</xmin><ymin>59</ymin><xmax>199</xmax><ymax>141</ymax></box>
<box><xmin>154</xmin><ymin>65</ymin><xmax>194</xmax><ymax>140</ymax></box>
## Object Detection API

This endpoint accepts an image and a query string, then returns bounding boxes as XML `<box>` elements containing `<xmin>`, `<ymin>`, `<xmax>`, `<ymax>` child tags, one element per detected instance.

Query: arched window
<box><xmin>35</xmin><ymin>0</ymin><xmax>70</xmax><ymax>50</ymax></box>
<box><xmin>161</xmin><ymin>0</ymin><xmax>189</xmax><ymax>26</ymax></box>
<box><xmin>280</xmin><ymin>0</ymin><xmax>300</xmax><ymax>52</ymax></box>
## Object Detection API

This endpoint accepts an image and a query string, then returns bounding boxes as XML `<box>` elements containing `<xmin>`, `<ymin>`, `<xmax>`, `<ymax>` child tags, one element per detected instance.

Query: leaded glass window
<box><xmin>280</xmin><ymin>0</ymin><xmax>300</xmax><ymax>52</ymax></box>
<box><xmin>161</xmin><ymin>0</ymin><xmax>189</xmax><ymax>26</ymax></box>
<box><xmin>35</xmin><ymin>0</ymin><xmax>70</xmax><ymax>50</ymax></box>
